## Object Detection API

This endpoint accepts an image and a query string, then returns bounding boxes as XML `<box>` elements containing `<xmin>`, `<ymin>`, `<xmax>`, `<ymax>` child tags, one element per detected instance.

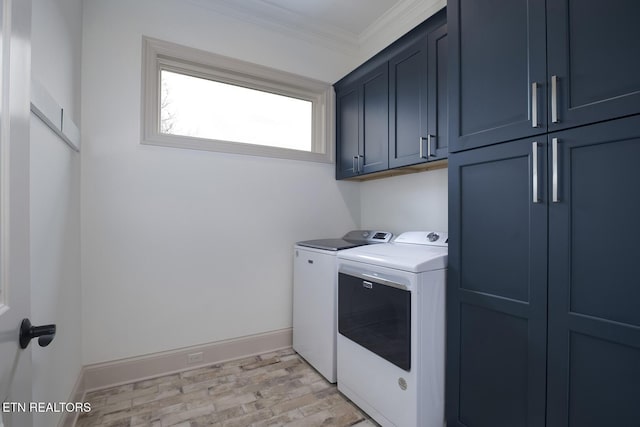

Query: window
<box><xmin>142</xmin><ymin>37</ymin><xmax>334</xmax><ymax>163</ymax></box>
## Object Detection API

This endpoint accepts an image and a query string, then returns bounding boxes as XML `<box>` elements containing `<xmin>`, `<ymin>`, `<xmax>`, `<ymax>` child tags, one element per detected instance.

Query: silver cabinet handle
<box><xmin>532</xmin><ymin>82</ymin><xmax>540</xmax><ymax>128</ymax></box>
<box><xmin>420</xmin><ymin>135</ymin><xmax>435</xmax><ymax>159</ymax></box>
<box><xmin>358</xmin><ymin>155</ymin><xmax>363</xmax><ymax>173</ymax></box>
<box><xmin>552</xmin><ymin>138</ymin><xmax>559</xmax><ymax>202</ymax></box>
<box><xmin>532</xmin><ymin>142</ymin><xmax>540</xmax><ymax>203</ymax></box>
<box><xmin>551</xmin><ymin>75</ymin><xmax>559</xmax><ymax>123</ymax></box>
<box><xmin>427</xmin><ymin>135</ymin><xmax>435</xmax><ymax>157</ymax></box>
<box><xmin>352</xmin><ymin>156</ymin><xmax>358</xmax><ymax>173</ymax></box>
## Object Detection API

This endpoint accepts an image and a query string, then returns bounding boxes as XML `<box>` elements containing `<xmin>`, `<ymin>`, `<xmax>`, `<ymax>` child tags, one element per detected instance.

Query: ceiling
<box><xmin>258</xmin><ymin>0</ymin><xmax>403</xmax><ymax>35</ymax></box>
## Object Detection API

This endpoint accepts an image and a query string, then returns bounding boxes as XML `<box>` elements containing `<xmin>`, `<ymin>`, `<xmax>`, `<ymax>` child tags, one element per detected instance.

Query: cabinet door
<box><xmin>360</xmin><ymin>64</ymin><xmax>389</xmax><ymax>174</ymax></box>
<box><xmin>447</xmin><ymin>139</ymin><xmax>547</xmax><ymax>427</ymax></box>
<box><xmin>427</xmin><ymin>23</ymin><xmax>448</xmax><ymax>159</ymax></box>
<box><xmin>335</xmin><ymin>84</ymin><xmax>360</xmax><ymax>179</ymax></box>
<box><xmin>547</xmin><ymin>0</ymin><xmax>640</xmax><ymax>132</ymax></box>
<box><xmin>547</xmin><ymin>116</ymin><xmax>640</xmax><ymax>426</ymax></box>
<box><xmin>388</xmin><ymin>35</ymin><xmax>428</xmax><ymax>168</ymax></box>
<box><xmin>448</xmin><ymin>0</ymin><xmax>547</xmax><ymax>152</ymax></box>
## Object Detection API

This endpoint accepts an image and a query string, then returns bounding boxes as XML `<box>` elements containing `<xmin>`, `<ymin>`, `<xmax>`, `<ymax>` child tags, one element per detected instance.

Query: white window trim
<box><xmin>141</xmin><ymin>37</ymin><xmax>335</xmax><ymax>163</ymax></box>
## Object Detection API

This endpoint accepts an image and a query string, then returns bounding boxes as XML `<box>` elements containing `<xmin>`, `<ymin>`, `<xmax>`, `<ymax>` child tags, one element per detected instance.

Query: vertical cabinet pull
<box><xmin>531</xmin><ymin>82</ymin><xmax>540</xmax><ymax>128</ymax></box>
<box><xmin>532</xmin><ymin>142</ymin><xmax>540</xmax><ymax>203</ymax></box>
<box><xmin>420</xmin><ymin>136</ymin><xmax>435</xmax><ymax>159</ymax></box>
<box><xmin>427</xmin><ymin>135</ymin><xmax>435</xmax><ymax>157</ymax></box>
<box><xmin>551</xmin><ymin>75</ymin><xmax>559</xmax><ymax>123</ymax></box>
<box><xmin>552</xmin><ymin>138</ymin><xmax>559</xmax><ymax>202</ymax></box>
<box><xmin>351</xmin><ymin>155</ymin><xmax>364</xmax><ymax>174</ymax></box>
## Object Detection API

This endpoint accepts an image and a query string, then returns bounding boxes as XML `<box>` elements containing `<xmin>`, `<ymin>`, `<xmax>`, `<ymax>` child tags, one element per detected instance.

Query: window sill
<box><xmin>142</xmin><ymin>133</ymin><xmax>333</xmax><ymax>163</ymax></box>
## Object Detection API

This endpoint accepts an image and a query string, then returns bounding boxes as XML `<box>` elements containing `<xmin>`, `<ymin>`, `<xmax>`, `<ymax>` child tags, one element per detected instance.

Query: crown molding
<box><xmin>183</xmin><ymin>0</ymin><xmax>446</xmax><ymax>60</ymax></box>
<box><xmin>184</xmin><ymin>0</ymin><xmax>360</xmax><ymax>55</ymax></box>
<box><xmin>360</xmin><ymin>0</ymin><xmax>446</xmax><ymax>45</ymax></box>
<box><xmin>358</xmin><ymin>0</ymin><xmax>447</xmax><ymax>60</ymax></box>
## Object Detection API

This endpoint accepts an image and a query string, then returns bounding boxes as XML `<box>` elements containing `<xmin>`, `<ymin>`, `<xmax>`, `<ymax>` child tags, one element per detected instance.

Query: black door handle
<box><xmin>19</xmin><ymin>318</ymin><xmax>56</xmax><ymax>349</ymax></box>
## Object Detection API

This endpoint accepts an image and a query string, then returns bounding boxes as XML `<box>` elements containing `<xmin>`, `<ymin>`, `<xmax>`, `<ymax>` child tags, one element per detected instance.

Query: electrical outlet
<box><xmin>187</xmin><ymin>352</ymin><xmax>204</xmax><ymax>364</ymax></box>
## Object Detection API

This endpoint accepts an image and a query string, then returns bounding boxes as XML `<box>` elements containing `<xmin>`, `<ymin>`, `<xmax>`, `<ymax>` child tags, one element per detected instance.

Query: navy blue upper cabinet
<box><xmin>546</xmin><ymin>0</ymin><xmax>640</xmax><ymax>131</ymax></box>
<box><xmin>389</xmin><ymin>22</ymin><xmax>448</xmax><ymax>168</ymax></box>
<box><xmin>388</xmin><ymin>35</ymin><xmax>429</xmax><ymax>168</ymax></box>
<box><xmin>448</xmin><ymin>0</ymin><xmax>547</xmax><ymax>152</ymax></box>
<box><xmin>360</xmin><ymin>65</ymin><xmax>389</xmax><ymax>175</ymax></box>
<box><xmin>335</xmin><ymin>64</ymin><xmax>388</xmax><ymax>180</ymax></box>
<box><xmin>335</xmin><ymin>9</ymin><xmax>447</xmax><ymax>179</ymax></box>
<box><xmin>336</xmin><ymin>84</ymin><xmax>360</xmax><ymax>178</ymax></box>
<box><xmin>427</xmin><ymin>25</ymin><xmax>448</xmax><ymax>160</ymax></box>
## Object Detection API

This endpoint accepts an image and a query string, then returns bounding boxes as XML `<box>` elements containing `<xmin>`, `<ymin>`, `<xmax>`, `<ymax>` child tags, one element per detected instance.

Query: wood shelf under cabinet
<box><xmin>343</xmin><ymin>159</ymin><xmax>447</xmax><ymax>182</ymax></box>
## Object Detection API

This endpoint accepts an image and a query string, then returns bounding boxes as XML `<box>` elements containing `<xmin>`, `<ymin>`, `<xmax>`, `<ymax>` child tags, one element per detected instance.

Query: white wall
<box><xmin>360</xmin><ymin>168</ymin><xmax>448</xmax><ymax>235</ymax></box>
<box><xmin>356</xmin><ymin>1</ymin><xmax>449</xmax><ymax>237</ymax></box>
<box><xmin>30</xmin><ymin>0</ymin><xmax>83</xmax><ymax>426</ymax></box>
<box><xmin>81</xmin><ymin>0</ymin><xmax>360</xmax><ymax>364</ymax></box>
<box><xmin>81</xmin><ymin>0</ymin><xmax>449</xmax><ymax>366</ymax></box>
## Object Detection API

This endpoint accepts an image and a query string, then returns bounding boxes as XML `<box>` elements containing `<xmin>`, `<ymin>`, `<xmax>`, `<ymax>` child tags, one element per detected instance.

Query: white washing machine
<box><xmin>293</xmin><ymin>230</ymin><xmax>392</xmax><ymax>383</ymax></box>
<box><xmin>337</xmin><ymin>231</ymin><xmax>448</xmax><ymax>427</ymax></box>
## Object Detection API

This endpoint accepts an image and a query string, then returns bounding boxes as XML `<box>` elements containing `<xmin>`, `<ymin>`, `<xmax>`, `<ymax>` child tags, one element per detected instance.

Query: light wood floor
<box><xmin>75</xmin><ymin>348</ymin><xmax>377</xmax><ymax>427</ymax></box>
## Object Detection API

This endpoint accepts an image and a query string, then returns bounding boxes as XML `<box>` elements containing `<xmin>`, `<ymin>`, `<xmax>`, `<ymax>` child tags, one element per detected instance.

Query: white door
<box><xmin>0</xmin><ymin>0</ymin><xmax>33</xmax><ymax>426</ymax></box>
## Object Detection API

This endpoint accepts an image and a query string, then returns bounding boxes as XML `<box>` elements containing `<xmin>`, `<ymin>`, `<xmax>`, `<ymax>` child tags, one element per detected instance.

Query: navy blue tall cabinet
<box><xmin>448</xmin><ymin>137</ymin><xmax>548</xmax><ymax>426</ymax></box>
<box><xmin>447</xmin><ymin>0</ymin><xmax>640</xmax><ymax>425</ymax></box>
<box><xmin>546</xmin><ymin>117</ymin><xmax>640</xmax><ymax>426</ymax></box>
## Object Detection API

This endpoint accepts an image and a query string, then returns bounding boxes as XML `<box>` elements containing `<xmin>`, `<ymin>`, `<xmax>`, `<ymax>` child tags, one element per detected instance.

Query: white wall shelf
<box><xmin>30</xmin><ymin>79</ymin><xmax>80</xmax><ymax>152</ymax></box>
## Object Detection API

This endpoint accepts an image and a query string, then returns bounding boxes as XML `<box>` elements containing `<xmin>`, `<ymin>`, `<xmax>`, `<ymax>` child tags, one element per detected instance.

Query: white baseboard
<box><xmin>56</xmin><ymin>328</ymin><xmax>292</xmax><ymax>426</ymax></box>
<box><xmin>57</xmin><ymin>367</ymin><xmax>87</xmax><ymax>427</ymax></box>
<box><xmin>82</xmin><ymin>328</ymin><xmax>292</xmax><ymax>393</ymax></box>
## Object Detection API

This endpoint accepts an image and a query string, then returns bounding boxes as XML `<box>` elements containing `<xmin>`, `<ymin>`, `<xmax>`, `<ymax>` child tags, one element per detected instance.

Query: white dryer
<box><xmin>293</xmin><ymin>230</ymin><xmax>392</xmax><ymax>383</ymax></box>
<box><xmin>337</xmin><ymin>231</ymin><xmax>448</xmax><ymax>427</ymax></box>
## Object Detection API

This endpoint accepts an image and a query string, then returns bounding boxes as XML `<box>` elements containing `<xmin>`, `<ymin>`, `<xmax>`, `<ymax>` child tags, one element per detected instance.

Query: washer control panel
<box><xmin>394</xmin><ymin>231</ymin><xmax>449</xmax><ymax>247</ymax></box>
<box><xmin>370</xmin><ymin>231</ymin><xmax>393</xmax><ymax>242</ymax></box>
<box><xmin>343</xmin><ymin>230</ymin><xmax>393</xmax><ymax>244</ymax></box>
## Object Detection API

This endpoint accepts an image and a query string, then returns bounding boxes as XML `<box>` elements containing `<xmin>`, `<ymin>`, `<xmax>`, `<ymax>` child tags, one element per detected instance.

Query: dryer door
<box><xmin>338</xmin><ymin>272</ymin><xmax>411</xmax><ymax>371</ymax></box>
